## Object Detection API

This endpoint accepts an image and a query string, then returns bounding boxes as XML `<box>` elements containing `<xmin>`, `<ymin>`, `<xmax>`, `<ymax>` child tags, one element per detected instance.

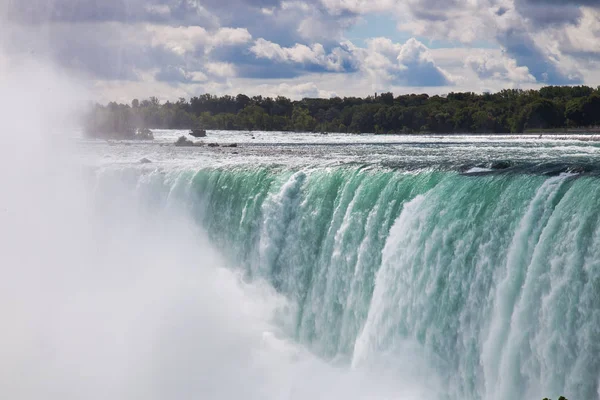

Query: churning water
<box><xmin>67</xmin><ymin>131</ymin><xmax>600</xmax><ymax>400</ymax></box>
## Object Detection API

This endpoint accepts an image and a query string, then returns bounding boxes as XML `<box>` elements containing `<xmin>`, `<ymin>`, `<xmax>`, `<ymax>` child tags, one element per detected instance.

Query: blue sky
<box><xmin>2</xmin><ymin>0</ymin><xmax>600</xmax><ymax>100</ymax></box>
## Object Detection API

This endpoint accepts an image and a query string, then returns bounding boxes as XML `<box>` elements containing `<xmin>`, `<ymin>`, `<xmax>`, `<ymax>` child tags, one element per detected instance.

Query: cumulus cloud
<box><xmin>397</xmin><ymin>0</ymin><xmax>493</xmax><ymax>43</ymax></box>
<box><xmin>0</xmin><ymin>19</ymin><xmax>248</xmax><ymax>86</ymax></box>
<box><xmin>253</xmin><ymin>81</ymin><xmax>337</xmax><ymax>98</ymax></box>
<box><xmin>394</xmin><ymin>0</ymin><xmax>592</xmax><ymax>84</ymax></box>
<box><xmin>249</xmin><ymin>39</ymin><xmax>355</xmax><ymax>72</ymax></box>
<box><xmin>350</xmin><ymin>37</ymin><xmax>452</xmax><ymax>87</ymax></box>
<box><xmin>396</xmin><ymin>39</ymin><xmax>454</xmax><ymax>85</ymax></box>
<box><xmin>3</xmin><ymin>0</ymin><xmax>363</xmax><ymax>90</ymax></box>
<box><xmin>155</xmin><ymin>66</ymin><xmax>198</xmax><ymax>84</ymax></box>
<box><xmin>515</xmin><ymin>1</ymin><xmax>583</xmax><ymax>27</ymax></box>
<box><xmin>466</xmin><ymin>53</ymin><xmax>536</xmax><ymax>83</ymax></box>
<box><xmin>319</xmin><ymin>0</ymin><xmax>394</xmax><ymax>15</ymax></box>
<box><xmin>495</xmin><ymin>24</ymin><xmax>582</xmax><ymax>84</ymax></box>
<box><xmin>247</xmin><ymin>36</ymin><xmax>451</xmax><ymax>87</ymax></box>
<box><xmin>522</xmin><ymin>0</ymin><xmax>600</xmax><ymax>6</ymax></box>
<box><xmin>5</xmin><ymin>0</ymin><xmax>350</xmax><ymax>46</ymax></box>
<box><xmin>5</xmin><ymin>0</ymin><xmax>216</xmax><ymax>26</ymax></box>
<box><xmin>555</xmin><ymin>8</ymin><xmax>600</xmax><ymax>57</ymax></box>
<box><xmin>4</xmin><ymin>0</ymin><xmax>600</xmax><ymax>98</ymax></box>
<box><xmin>205</xmin><ymin>62</ymin><xmax>237</xmax><ymax>78</ymax></box>
<box><xmin>146</xmin><ymin>26</ymin><xmax>252</xmax><ymax>56</ymax></box>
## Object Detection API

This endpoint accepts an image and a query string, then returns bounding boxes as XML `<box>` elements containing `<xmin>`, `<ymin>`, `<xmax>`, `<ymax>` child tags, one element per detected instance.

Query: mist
<box><xmin>0</xmin><ymin>41</ymin><xmax>445</xmax><ymax>400</ymax></box>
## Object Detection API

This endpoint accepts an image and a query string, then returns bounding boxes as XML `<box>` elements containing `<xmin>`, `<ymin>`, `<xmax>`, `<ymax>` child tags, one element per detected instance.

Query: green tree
<box><xmin>291</xmin><ymin>107</ymin><xmax>316</xmax><ymax>132</ymax></box>
<box><xmin>237</xmin><ymin>105</ymin><xmax>271</xmax><ymax>130</ymax></box>
<box><xmin>85</xmin><ymin>85</ymin><xmax>600</xmax><ymax>137</ymax></box>
<box><xmin>521</xmin><ymin>99</ymin><xmax>564</xmax><ymax>130</ymax></box>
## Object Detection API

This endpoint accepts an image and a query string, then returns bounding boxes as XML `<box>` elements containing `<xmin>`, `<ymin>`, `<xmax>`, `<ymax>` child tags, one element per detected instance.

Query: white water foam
<box><xmin>0</xmin><ymin>54</ymin><xmax>442</xmax><ymax>400</ymax></box>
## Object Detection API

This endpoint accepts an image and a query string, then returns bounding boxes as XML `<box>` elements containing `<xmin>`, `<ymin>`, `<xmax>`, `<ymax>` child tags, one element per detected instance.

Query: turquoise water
<box><xmin>94</xmin><ymin>160</ymin><xmax>600</xmax><ymax>400</ymax></box>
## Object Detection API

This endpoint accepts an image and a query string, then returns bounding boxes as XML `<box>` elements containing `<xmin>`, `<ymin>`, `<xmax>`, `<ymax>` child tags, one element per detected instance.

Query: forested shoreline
<box><xmin>84</xmin><ymin>86</ymin><xmax>600</xmax><ymax>138</ymax></box>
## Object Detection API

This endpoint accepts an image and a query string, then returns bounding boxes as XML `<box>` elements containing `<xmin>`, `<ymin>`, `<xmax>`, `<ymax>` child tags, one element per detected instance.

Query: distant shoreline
<box><xmin>83</xmin><ymin>86</ymin><xmax>600</xmax><ymax>137</ymax></box>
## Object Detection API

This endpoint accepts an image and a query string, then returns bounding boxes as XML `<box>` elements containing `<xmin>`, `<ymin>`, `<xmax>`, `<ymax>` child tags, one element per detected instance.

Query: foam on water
<box><xmin>104</xmin><ymin>163</ymin><xmax>599</xmax><ymax>400</ymax></box>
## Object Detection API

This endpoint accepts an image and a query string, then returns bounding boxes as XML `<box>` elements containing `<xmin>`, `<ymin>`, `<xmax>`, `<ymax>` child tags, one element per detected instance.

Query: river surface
<box><xmin>78</xmin><ymin>131</ymin><xmax>600</xmax><ymax>400</ymax></box>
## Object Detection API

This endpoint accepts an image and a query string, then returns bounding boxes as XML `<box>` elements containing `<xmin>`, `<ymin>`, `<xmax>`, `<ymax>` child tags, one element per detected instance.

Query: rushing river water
<box><xmin>5</xmin><ymin>131</ymin><xmax>600</xmax><ymax>400</ymax></box>
<box><xmin>83</xmin><ymin>131</ymin><xmax>600</xmax><ymax>399</ymax></box>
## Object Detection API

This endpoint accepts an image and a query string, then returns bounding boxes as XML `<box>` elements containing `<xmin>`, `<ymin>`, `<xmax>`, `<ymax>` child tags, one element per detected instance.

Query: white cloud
<box><xmin>552</xmin><ymin>7</ymin><xmax>600</xmax><ymax>55</ymax></box>
<box><xmin>397</xmin><ymin>38</ymin><xmax>434</xmax><ymax>66</ymax></box>
<box><xmin>205</xmin><ymin>62</ymin><xmax>237</xmax><ymax>78</ymax></box>
<box><xmin>297</xmin><ymin>16</ymin><xmax>353</xmax><ymax>42</ymax></box>
<box><xmin>366</xmin><ymin>37</ymin><xmax>403</xmax><ymax>59</ymax></box>
<box><xmin>393</xmin><ymin>0</ymin><xmax>593</xmax><ymax>84</ymax></box>
<box><xmin>249</xmin><ymin>36</ymin><xmax>452</xmax><ymax>87</ymax></box>
<box><xmin>144</xmin><ymin>4</ymin><xmax>171</xmax><ymax>17</ymax></box>
<box><xmin>155</xmin><ymin>65</ymin><xmax>195</xmax><ymax>83</ymax></box>
<box><xmin>268</xmin><ymin>0</ymin><xmax>359</xmax><ymax>42</ymax></box>
<box><xmin>190</xmin><ymin>71</ymin><xmax>209</xmax><ymax>82</ymax></box>
<box><xmin>280</xmin><ymin>2</ymin><xmax>313</xmax><ymax>12</ymax></box>
<box><xmin>212</xmin><ymin>28</ymin><xmax>253</xmax><ymax>48</ymax></box>
<box><xmin>350</xmin><ymin>37</ymin><xmax>453</xmax><ymax>87</ymax></box>
<box><xmin>253</xmin><ymin>82</ymin><xmax>337</xmax><ymax>98</ymax></box>
<box><xmin>261</xmin><ymin>7</ymin><xmax>275</xmax><ymax>15</ymax></box>
<box><xmin>396</xmin><ymin>0</ymin><xmax>498</xmax><ymax>44</ymax></box>
<box><xmin>249</xmin><ymin>39</ymin><xmax>288</xmax><ymax>62</ymax></box>
<box><xmin>147</xmin><ymin>25</ymin><xmax>252</xmax><ymax>55</ymax></box>
<box><xmin>6</xmin><ymin>0</ymin><xmax>600</xmax><ymax>98</ymax></box>
<box><xmin>320</xmin><ymin>0</ymin><xmax>395</xmax><ymax>15</ymax></box>
<box><xmin>465</xmin><ymin>52</ymin><xmax>536</xmax><ymax>83</ymax></box>
<box><xmin>249</xmin><ymin>38</ymin><xmax>351</xmax><ymax>72</ymax></box>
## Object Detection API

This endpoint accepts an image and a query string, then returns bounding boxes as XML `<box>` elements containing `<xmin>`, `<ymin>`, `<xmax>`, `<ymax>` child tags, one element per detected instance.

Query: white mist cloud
<box><xmin>0</xmin><ymin>47</ymin><xmax>444</xmax><ymax>400</ymax></box>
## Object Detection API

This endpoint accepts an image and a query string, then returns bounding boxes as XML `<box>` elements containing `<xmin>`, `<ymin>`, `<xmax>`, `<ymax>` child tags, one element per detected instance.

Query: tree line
<box><xmin>84</xmin><ymin>86</ymin><xmax>600</xmax><ymax>138</ymax></box>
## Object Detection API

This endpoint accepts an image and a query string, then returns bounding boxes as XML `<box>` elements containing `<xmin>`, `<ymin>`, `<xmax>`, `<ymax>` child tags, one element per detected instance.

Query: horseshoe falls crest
<box><xmin>89</xmin><ymin>134</ymin><xmax>600</xmax><ymax>400</ymax></box>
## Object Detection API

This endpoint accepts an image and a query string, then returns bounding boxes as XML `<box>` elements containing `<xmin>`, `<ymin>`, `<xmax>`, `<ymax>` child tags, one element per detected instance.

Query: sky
<box><xmin>2</xmin><ymin>0</ymin><xmax>600</xmax><ymax>101</ymax></box>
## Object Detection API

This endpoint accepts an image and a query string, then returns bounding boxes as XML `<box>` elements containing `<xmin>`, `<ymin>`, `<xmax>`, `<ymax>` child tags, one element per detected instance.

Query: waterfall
<box><xmin>99</xmin><ymin>164</ymin><xmax>600</xmax><ymax>399</ymax></box>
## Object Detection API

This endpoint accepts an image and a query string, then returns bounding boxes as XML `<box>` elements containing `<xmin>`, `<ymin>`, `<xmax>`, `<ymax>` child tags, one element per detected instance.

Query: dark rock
<box><xmin>224</xmin><ymin>143</ymin><xmax>238</xmax><ymax>147</ymax></box>
<box><xmin>190</xmin><ymin>129</ymin><xmax>207</xmax><ymax>138</ymax></box>
<box><xmin>139</xmin><ymin>157</ymin><xmax>152</xmax><ymax>164</ymax></box>
<box><xmin>491</xmin><ymin>161</ymin><xmax>511</xmax><ymax>170</ymax></box>
<box><xmin>207</xmin><ymin>143</ymin><xmax>219</xmax><ymax>147</ymax></box>
<box><xmin>175</xmin><ymin>136</ymin><xmax>194</xmax><ymax>146</ymax></box>
<box><xmin>174</xmin><ymin>136</ymin><xmax>203</xmax><ymax>147</ymax></box>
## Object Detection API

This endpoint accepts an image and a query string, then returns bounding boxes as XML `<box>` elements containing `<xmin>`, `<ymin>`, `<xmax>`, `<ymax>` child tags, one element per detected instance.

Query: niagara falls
<box><xmin>3</xmin><ymin>0</ymin><xmax>600</xmax><ymax>399</ymax></box>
